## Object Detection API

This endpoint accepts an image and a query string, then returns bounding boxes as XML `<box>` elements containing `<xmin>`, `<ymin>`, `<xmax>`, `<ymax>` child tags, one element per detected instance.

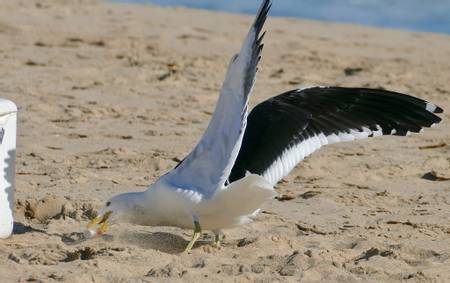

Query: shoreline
<box><xmin>110</xmin><ymin>0</ymin><xmax>450</xmax><ymax>36</ymax></box>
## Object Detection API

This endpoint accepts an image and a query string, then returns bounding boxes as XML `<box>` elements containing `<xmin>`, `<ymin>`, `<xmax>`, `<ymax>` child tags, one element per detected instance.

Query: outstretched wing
<box><xmin>228</xmin><ymin>87</ymin><xmax>443</xmax><ymax>185</ymax></box>
<box><xmin>161</xmin><ymin>0</ymin><xmax>272</xmax><ymax>198</ymax></box>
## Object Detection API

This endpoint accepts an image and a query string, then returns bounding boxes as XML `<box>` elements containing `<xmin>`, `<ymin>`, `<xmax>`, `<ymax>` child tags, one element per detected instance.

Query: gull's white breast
<box><xmin>144</xmin><ymin>174</ymin><xmax>276</xmax><ymax>231</ymax></box>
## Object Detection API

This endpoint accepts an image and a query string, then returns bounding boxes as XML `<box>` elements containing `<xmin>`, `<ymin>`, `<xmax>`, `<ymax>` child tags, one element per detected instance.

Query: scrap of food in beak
<box><xmin>86</xmin><ymin>211</ymin><xmax>112</xmax><ymax>237</ymax></box>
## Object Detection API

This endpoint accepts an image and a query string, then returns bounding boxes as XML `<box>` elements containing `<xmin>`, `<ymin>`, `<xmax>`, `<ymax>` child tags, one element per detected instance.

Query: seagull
<box><xmin>88</xmin><ymin>0</ymin><xmax>443</xmax><ymax>253</ymax></box>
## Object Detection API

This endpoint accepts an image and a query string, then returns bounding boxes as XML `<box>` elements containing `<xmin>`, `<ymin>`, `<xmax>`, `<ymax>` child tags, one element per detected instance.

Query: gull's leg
<box><xmin>212</xmin><ymin>229</ymin><xmax>223</xmax><ymax>248</ymax></box>
<box><xmin>184</xmin><ymin>220</ymin><xmax>202</xmax><ymax>253</ymax></box>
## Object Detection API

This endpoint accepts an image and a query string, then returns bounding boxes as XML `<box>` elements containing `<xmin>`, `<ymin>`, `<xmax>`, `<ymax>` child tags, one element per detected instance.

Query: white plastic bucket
<box><xmin>0</xmin><ymin>99</ymin><xmax>17</xmax><ymax>239</ymax></box>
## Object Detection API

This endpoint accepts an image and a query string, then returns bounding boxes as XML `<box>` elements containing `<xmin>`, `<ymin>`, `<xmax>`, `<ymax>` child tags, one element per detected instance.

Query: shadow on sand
<box><xmin>115</xmin><ymin>231</ymin><xmax>211</xmax><ymax>254</ymax></box>
<box><xmin>14</xmin><ymin>220</ymin><xmax>211</xmax><ymax>254</ymax></box>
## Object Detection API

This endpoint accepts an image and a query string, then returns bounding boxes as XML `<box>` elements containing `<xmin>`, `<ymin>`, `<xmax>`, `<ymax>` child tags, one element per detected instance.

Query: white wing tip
<box><xmin>426</xmin><ymin>102</ymin><xmax>437</xmax><ymax>113</ymax></box>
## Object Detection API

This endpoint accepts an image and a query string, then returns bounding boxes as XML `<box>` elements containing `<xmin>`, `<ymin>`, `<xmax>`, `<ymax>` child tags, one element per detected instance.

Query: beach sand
<box><xmin>0</xmin><ymin>0</ymin><xmax>449</xmax><ymax>282</ymax></box>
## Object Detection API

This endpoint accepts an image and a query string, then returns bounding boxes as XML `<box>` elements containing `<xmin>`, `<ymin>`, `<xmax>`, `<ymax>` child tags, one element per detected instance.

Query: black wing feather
<box><xmin>228</xmin><ymin>87</ymin><xmax>443</xmax><ymax>183</ymax></box>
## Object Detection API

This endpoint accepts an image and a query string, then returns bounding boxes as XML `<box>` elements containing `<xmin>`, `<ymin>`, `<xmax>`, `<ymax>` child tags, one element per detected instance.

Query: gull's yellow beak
<box><xmin>87</xmin><ymin>211</ymin><xmax>112</xmax><ymax>236</ymax></box>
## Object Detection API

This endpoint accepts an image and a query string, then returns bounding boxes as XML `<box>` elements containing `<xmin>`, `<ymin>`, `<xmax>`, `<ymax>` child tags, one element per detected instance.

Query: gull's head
<box><xmin>86</xmin><ymin>192</ymin><xmax>143</xmax><ymax>237</ymax></box>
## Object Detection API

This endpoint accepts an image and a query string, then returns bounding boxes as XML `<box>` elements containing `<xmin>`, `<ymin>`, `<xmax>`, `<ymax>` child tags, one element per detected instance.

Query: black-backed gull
<box><xmin>88</xmin><ymin>0</ymin><xmax>443</xmax><ymax>253</ymax></box>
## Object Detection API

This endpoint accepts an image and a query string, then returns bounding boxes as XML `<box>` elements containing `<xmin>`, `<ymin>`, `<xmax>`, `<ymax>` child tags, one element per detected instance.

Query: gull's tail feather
<box><xmin>198</xmin><ymin>174</ymin><xmax>276</xmax><ymax>230</ymax></box>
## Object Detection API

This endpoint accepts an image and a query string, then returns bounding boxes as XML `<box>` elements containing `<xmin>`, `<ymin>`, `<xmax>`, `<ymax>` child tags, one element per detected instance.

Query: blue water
<box><xmin>115</xmin><ymin>0</ymin><xmax>450</xmax><ymax>35</ymax></box>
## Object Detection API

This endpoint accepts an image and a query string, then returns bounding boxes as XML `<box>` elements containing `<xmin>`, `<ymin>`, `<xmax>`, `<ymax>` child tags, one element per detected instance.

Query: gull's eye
<box><xmin>106</xmin><ymin>201</ymin><xmax>111</xmax><ymax>207</ymax></box>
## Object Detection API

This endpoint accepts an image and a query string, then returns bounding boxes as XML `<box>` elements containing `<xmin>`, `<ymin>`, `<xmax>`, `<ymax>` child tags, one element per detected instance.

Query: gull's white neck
<box><xmin>113</xmin><ymin>191</ymin><xmax>151</xmax><ymax>225</ymax></box>
<box><xmin>117</xmin><ymin>182</ymin><xmax>195</xmax><ymax>229</ymax></box>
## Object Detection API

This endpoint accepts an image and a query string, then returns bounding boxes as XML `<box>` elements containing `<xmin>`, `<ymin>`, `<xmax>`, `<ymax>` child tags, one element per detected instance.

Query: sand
<box><xmin>0</xmin><ymin>0</ymin><xmax>449</xmax><ymax>282</ymax></box>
